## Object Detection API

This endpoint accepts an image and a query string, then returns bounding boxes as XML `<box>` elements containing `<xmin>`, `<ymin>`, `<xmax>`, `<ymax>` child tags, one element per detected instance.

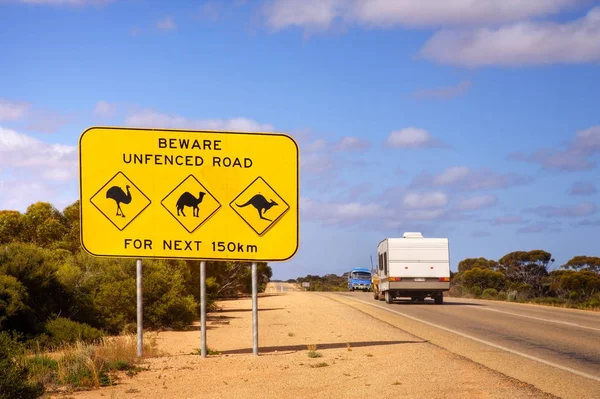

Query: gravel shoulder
<box><xmin>52</xmin><ymin>289</ymin><xmax>558</xmax><ymax>399</ymax></box>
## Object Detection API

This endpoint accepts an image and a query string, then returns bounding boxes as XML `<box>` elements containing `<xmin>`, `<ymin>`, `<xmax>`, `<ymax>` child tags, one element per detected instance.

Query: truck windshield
<box><xmin>351</xmin><ymin>272</ymin><xmax>371</xmax><ymax>280</ymax></box>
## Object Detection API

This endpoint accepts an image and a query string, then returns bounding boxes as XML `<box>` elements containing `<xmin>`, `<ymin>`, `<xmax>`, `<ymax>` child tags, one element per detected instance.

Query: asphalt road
<box><xmin>332</xmin><ymin>291</ymin><xmax>600</xmax><ymax>398</ymax></box>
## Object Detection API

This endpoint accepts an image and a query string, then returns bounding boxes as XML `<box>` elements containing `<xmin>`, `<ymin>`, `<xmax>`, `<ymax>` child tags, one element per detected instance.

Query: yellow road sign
<box><xmin>79</xmin><ymin>126</ymin><xmax>299</xmax><ymax>261</ymax></box>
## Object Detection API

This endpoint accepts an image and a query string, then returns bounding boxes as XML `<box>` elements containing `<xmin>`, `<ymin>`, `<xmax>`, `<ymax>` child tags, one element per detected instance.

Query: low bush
<box><xmin>496</xmin><ymin>291</ymin><xmax>508</xmax><ymax>301</ymax></box>
<box><xmin>0</xmin><ymin>332</ymin><xmax>44</xmax><ymax>399</ymax></box>
<box><xmin>22</xmin><ymin>355</ymin><xmax>59</xmax><ymax>389</ymax></box>
<box><xmin>470</xmin><ymin>286</ymin><xmax>482</xmax><ymax>297</ymax></box>
<box><xmin>55</xmin><ymin>334</ymin><xmax>160</xmax><ymax>390</ymax></box>
<box><xmin>481</xmin><ymin>288</ymin><xmax>498</xmax><ymax>299</ymax></box>
<box><xmin>45</xmin><ymin>317</ymin><xmax>104</xmax><ymax>347</ymax></box>
<box><xmin>569</xmin><ymin>291</ymin><xmax>580</xmax><ymax>301</ymax></box>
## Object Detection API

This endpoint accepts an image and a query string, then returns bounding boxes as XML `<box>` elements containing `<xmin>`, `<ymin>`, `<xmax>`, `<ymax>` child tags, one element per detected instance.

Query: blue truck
<box><xmin>348</xmin><ymin>267</ymin><xmax>372</xmax><ymax>292</ymax></box>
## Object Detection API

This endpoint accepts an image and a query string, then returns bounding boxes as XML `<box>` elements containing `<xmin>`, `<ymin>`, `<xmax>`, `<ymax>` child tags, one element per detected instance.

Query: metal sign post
<box><xmin>200</xmin><ymin>261</ymin><xmax>207</xmax><ymax>358</ymax></box>
<box><xmin>136</xmin><ymin>259</ymin><xmax>143</xmax><ymax>357</ymax></box>
<box><xmin>252</xmin><ymin>262</ymin><xmax>258</xmax><ymax>356</ymax></box>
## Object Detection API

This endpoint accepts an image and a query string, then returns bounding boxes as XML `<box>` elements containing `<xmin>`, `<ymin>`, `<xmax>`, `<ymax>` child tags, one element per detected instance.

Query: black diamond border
<box><xmin>229</xmin><ymin>176</ymin><xmax>290</xmax><ymax>236</ymax></box>
<box><xmin>161</xmin><ymin>174</ymin><xmax>222</xmax><ymax>234</ymax></box>
<box><xmin>90</xmin><ymin>171</ymin><xmax>152</xmax><ymax>232</ymax></box>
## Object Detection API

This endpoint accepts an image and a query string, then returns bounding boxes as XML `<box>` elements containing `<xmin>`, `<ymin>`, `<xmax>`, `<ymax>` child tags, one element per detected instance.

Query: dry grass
<box><xmin>27</xmin><ymin>333</ymin><xmax>161</xmax><ymax>392</ymax></box>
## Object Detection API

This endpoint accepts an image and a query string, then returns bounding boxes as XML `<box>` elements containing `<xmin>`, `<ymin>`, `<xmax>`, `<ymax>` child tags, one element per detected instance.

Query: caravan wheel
<box><xmin>385</xmin><ymin>291</ymin><xmax>392</xmax><ymax>304</ymax></box>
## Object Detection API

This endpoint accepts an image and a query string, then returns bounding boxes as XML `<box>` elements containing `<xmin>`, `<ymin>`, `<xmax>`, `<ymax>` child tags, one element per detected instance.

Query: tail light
<box><xmin>438</xmin><ymin>277</ymin><xmax>450</xmax><ymax>282</ymax></box>
<box><xmin>389</xmin><ymin>277</ymin><xmax>402</xmax><ymax>282</ymax></box>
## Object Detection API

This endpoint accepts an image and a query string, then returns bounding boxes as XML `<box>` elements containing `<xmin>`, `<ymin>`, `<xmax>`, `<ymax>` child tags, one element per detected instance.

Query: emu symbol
<box><xmin>176</xmin><ymin>191</ymin><xmax>206</xmax><ymax>217</ymax></box>
<box><xmin>106</xmin><ymin>185</ymin><xmax>132</xmax><ymax>218</ymax></box>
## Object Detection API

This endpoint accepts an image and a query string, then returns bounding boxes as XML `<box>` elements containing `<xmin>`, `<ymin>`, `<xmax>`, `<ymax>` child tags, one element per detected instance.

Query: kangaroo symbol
<box><xmin>176</xmin><ymin>191</ymin><xmax>206</xmax><ymax>217</ymax></box>
<box><xmin>236</xmin><ymin>194</ymin><xmax>278</xmax><ymax>221</ymax></box>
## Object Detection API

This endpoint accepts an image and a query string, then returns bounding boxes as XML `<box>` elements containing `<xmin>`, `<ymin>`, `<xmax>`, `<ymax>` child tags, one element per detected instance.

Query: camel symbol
<box><xmin>106</xmin><ymin>185</ymin><xmax>132</xmax><ymax>218</ymax></box>
<box><xmin>236</xmin><ymin>194</ymin><xmax>278</xmax><ymax>221</ymax></box>
<box><xmin>176</xmin><ymin>191</ymin><xmax>206</xmax><ymax>217</ymax></box>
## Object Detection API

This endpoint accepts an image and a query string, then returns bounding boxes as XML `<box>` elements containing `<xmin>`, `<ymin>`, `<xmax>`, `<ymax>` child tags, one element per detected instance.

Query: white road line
<box><xmin>465</xmin><ymin>305</ymin><xmax>600</xmax><ymax>333</ymax></box>
<box><xmin>344</xmin><ymin>296</ymin><xmax>600</xmax><ymax>383</ymax></box>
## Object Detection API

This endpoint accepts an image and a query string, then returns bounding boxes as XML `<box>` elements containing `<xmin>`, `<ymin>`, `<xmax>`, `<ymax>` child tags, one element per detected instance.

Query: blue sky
<box><xmin>1</xmin><ymin>0</ymin><xmax>600</xmax><ymax>280</ymax></box>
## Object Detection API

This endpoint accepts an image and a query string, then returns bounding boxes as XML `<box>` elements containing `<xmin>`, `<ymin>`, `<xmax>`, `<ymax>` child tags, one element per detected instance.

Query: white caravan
<box><xmin>375</xmin><ymin>232</ymin><xmax>450</xmax><ymax>304</ymax></box>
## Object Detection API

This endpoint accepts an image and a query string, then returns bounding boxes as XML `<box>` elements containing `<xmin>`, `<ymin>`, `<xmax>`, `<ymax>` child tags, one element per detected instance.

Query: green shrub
<box><xmin>462</xmin><ymin>267</ymin><xmax>505</xmax><ymax>291</ymax></box>
<box><xmin>496</xmin><ymin>291</ymin><xmax>508</xmax><ymax>301</ymax></box>
<box><xmin>470</xmin><ymin>286</ymin><xmax>482</xmax><ymax>297</ymax></box>
<box><xmin>481</xmin><ymin>288</ymin><xmax>498</xmax><ymax>299</ymax></box>
<box><xmin>584</xmin><ymin>297</ymin><xmax>600</xmax><ymax>308</ymax></box>
<box><xmin>23</xmin><ymin>355</ymin><xmax>59</xmax><ymax>388</ymax></box>
<box><xmin>0</xmin><ymin>332</ymin><xmax>44</xmax><ymax>399</ymax></box>
<box><xmin>45</xmin><ymin>317</ymin><xmax>103</xmax><ymax>347</ymax></box>
<box><xmin>569</xmin><ymin>291</ymin><xmax>580</xmax><ymax>301</ymax></box>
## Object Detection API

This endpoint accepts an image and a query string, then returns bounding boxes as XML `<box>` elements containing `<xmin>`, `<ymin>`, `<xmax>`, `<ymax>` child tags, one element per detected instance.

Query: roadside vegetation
<box><xmin>288</xmin><ymin>251</ymin><xmax>599</xmax><ymax>311</ymax></box>
<box><xmin>449</xmin><ymin>251</ymin><xmax>600</xmax><ymax>310</ymax></box>
<box><xmin>0</xmin><ymin>200</ymin><xmax>272</xmax><ymax>397</ymax></box>
<box><xmin>291</xmin><ymin>274</ymin><xmax>348</xmax><ymax>291</ymax></box>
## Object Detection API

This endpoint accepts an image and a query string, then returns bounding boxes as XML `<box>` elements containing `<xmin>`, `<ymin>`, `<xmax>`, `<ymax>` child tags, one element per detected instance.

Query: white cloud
<box><xmin>413</xmin><ymin>166</ymin><xmax>532</xmax><ymax>191</ymax></box>
<box><xmin>458</xmin><ymin>194</ymin><xmax>497</xmax><ymax>211</ymax></box>
<box><xmin>125</xmin><ymin>109</ymin><xmax>274</xmax><ymax>132</ymax></box>
<box><xmin>576</xmin><ymin>219</ymin><xmax>600</xmax><ymax>227</ymax></box>
<box><xmin>518</xmin><ymin>221</ymin><xmax>562</xmax><ymax>234</ymax></box>
<box><xmin>420</xmin><ymin>7</ymin><xmax>600</xmax><ymax>67</ymax></box>
<box><xmin>157</xmin><ymin>16</ymin><xmax>176</xmax><ymax>31</ymax></box>
<box><xmin>568</xmin><ymin>182</ymin><xmax>597</xmax><ymax>196</ymax></box>
<box><xmin>301</xmin><ymin>191</ymin><xmax>458</xmax><ymax>228</ymax></box>
<box><xmin>297</xmin><ymin>134</ymin><xmax>371</xmax><ymax>182</ymax></box>
<box><xmin>573</xmin><ymin>125</ymin><xmax>600</xmax><ymax>152</ymax></box>
<box><xmin>300</xmin><ymin>152</ymin><xmax>334</xmax><ymax>175</ymax></box>
<box><xmin>403</xmin><ymin>208</ymin><xmax>447</xmax><ymax>221</ymax></box>
<box><xmin>402</xmin><ymin>191</ymin><xmax>448</xmax><ymax>209</ymax></box>
<box><xmin>0</xmin><ymin>178</ymin><xmax>58</xmax><ymax>211</ymax></box>
<box><xmin>386</xmin><ymin>127</ymin><xmax>444</xmax><ymax>149</ymax></box>
<box><xmin>25</xmin><ymin>109</ymin><xmax>71</xmax><ymax>134</ymax></box>
<box><xmin>413</xmin><ymin>80</ymin><xmax>472</xmax><ymax>99</ymax></box>
<box><xmin>264</xmin><ymin>0</ymin><xmax>344</xmax><ymax>31</ymax></box>
<box><xmin>332</xmin><ymin>136</ymin><xmax>370</xmax><ymax>152</ymax></box>
<box><xmin>490</xmin><ymin>215</ymin><xmax>527</xmax><ymax>225</ymax></box>
<box><xmin>94</xmin><ymin>100</ymin><xmax>116</xmax><ymax>117</ymax></box>
<box><xmin>264</xmin><ymin>0</ymin><xmax>578</xmax><ymax>31</ymax></box>
<box><xmin>0</xmin><ymin>99</ymin><xmax>30</xmax><ymax>121</ymax></box>
<box><xmin>301</xmin><ymin>196</ymin><xmax>393</xmax><ymax>226</ymax></box>
<box><xmin>510</xmin><ymin>125</ymin><xmax>600</xmax><ymax>172</ymax></box>
<box><xmin>0</xmin><ymin>126</ymin><xmax>77</xmax><ymax>182</ymax></box>
<box><xmin>526</xmin><ymin>202</ymin><xmax>597</xmax><ymax>218</ymax></box>
<box><xmin>305</xmin><ymin>139</ymin><xmax>328</xmax><ymax>152</ymax></box>
<box><xmin>509</xmin><ymin>148</ymin><xmax>594</xmax><ymax>172</ymax></box>
<box><xmin>432</xmin><ymin>166</ymin><xmax>470</xmax><ymax>185</ymax></box>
